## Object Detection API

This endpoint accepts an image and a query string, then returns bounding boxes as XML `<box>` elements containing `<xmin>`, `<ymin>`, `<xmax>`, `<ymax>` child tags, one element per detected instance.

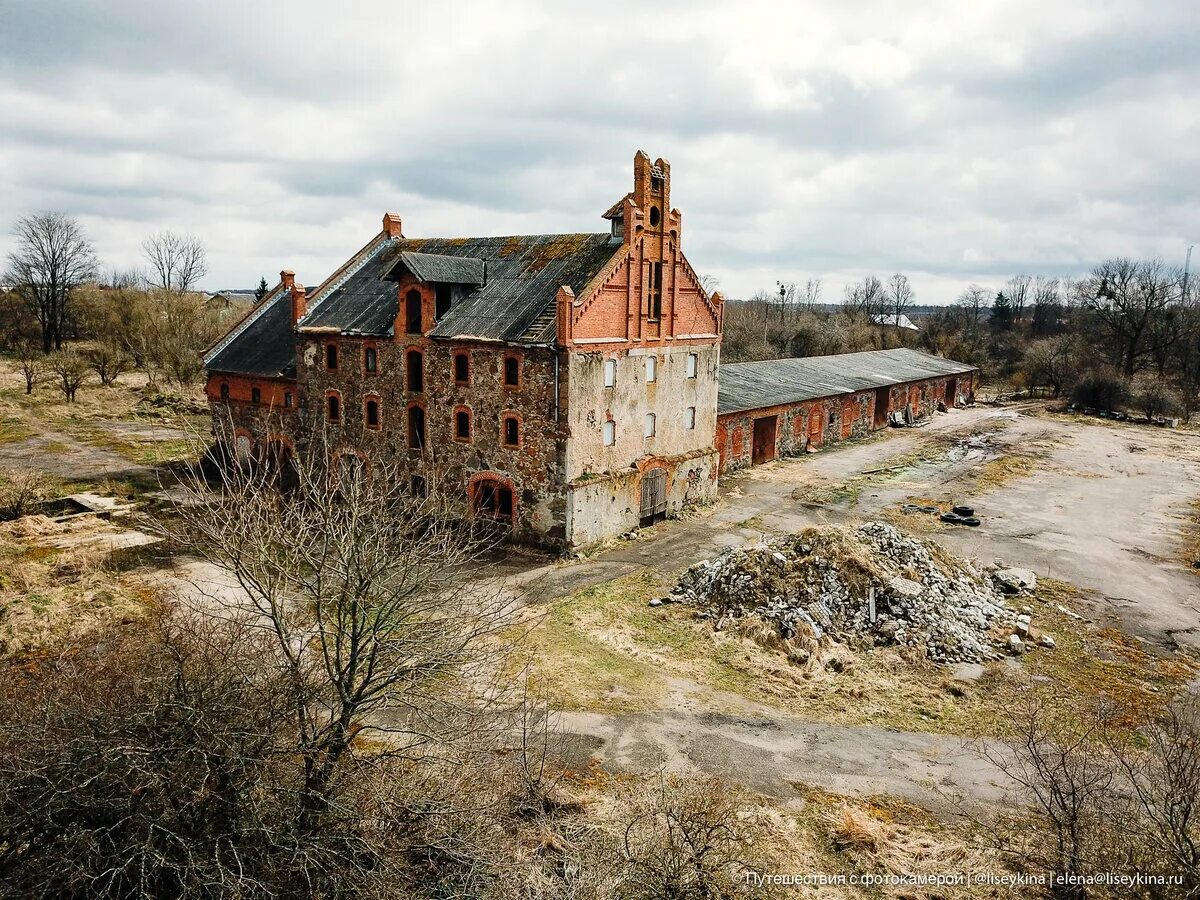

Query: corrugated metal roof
<box><xmin>301</xmin><ymin>233</ymin><xmax>619</xmax><ymax>344</ymax></box>
<box><xmin>717</xmin><ymin>348</ymin><xmax>977</xmax><ymax>415</ymax></box>
<box><xmin>205</xmin><ymin>287</ymin><xmax>297</xmax><ymax>379</ymax></box>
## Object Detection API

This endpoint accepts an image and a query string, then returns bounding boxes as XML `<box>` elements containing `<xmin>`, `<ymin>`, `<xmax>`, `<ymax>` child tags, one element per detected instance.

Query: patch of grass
<box><xmin>522</xmin><ymin>567</ymin><xmax>1197</xmax><ymax>738</ymax></box>
<box><xmin>0</xmin><ymin>416</ymin><xmax>35</xmax><ymax>445</ymax></box>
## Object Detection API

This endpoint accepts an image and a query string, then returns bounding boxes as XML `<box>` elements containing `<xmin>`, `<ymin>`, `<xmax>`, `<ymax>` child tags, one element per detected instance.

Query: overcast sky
<box><xmin>1</xmin><ymin>0</ymin><xmax>1196</xmax><ymax>303</ymax></box>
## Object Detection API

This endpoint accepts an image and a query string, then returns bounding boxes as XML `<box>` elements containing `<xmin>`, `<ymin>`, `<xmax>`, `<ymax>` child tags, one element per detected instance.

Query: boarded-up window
<box><xmin>603</xmin><ymin>358</ymin><xmax>616</xmax><ymax>388</ymax></box>
<box><xmin>644</xmin><ymin>413</ymin><xmax>656</xmax><ymax>438</ymax></box>
<box><xmin>603</xmin><ymin>420</ymin><xmax>615</xmax><ymax>446</ymax></box>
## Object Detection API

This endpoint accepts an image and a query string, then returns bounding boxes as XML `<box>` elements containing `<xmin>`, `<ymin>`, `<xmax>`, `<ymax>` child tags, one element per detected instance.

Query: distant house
<box><xmin>872</xmin><ymin>313</ymin><xmax>919</xmax><ymax>331</ymax></box>
<box><xmin>207</xmin><ymin>290</ymin><xmax>259</xmax><ymax>309</ymax></box>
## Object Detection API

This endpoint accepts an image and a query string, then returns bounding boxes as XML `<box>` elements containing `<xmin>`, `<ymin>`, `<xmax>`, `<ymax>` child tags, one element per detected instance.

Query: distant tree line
<box><xmin>717</xmin><ymin>258</ymin><xmax>1200</xmax><ymax>422</ymax></box>
<box><xmin>1</xmin><ymin>211</ymin><xmax>233</xmax><ymax>401</ymax></box>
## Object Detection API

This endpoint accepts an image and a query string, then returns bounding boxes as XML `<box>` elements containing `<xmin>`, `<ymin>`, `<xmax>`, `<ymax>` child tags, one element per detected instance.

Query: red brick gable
<box><xmin>561</xmin><ymin>239</ymin><xmax>721</xmax><ymax>347</ymax></box>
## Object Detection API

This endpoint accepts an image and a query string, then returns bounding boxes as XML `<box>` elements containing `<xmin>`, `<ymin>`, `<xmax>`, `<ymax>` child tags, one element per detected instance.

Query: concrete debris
<box><xmin>1008</xmin><ymin>634</ymin><xmax>1026</xmax><ymax>655</ymax></box>
<box><xmin>993</xmin><ymin>567</ymin><xmax>1038</xmax><ymax>595</ymax></box>
<box><xmin>668</xmin><ymin>521</ymin><xmax>1018</xmax><ymax>664</ymax></box>
<box><xmin>1040</xmin><ymin>634</ymin><xmax>1057</xmax><ymax>649</ymax></box>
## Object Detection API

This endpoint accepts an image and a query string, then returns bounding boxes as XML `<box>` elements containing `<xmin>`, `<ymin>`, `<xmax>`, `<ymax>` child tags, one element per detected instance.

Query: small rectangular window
<box><xmin>365</xmin><ymin>399</ymin><xmax>380</xmax><ymax>428</ymax></box>
<box><xmin>328</xmin><ymin>394</ymin><xmax>341</xmax><ymax>422</ymax></box>
<box><xmin>603</xmin><ymin>358</ymin><xmax>616</xmax><ymax>388</ymax></box>
<box><xmin>251</xmin><ymin>387</ymin><xmax>261</xmax><ymax>405</ymax></box>
<box><xmin>325</xmin><ymin>343</ymin><xmax>338</xmax><ymax>371</ymax></box>
<box><xmin>644</xmin><ymin>413</ymin><xmax>656</xmax><ymax>438</ymax></box>
<box><xmin>648</xmin><ymin>262</ymin><xmax>663</xmax><ymax>320</ymax></box>
<box><xmin>685</xmin><ymin>406</ymin><xmax>696</xmax><ymax>430</ymax></box>
<box><xmin>646</xmin><ymin>356</ymin><xmax>657</xmax><ymax>383</ymax></box>
<box><xmin>504</xmin><ymin>355</ymin><xmax>520</xmax><ymax>387</ymax></box>
<box><xmin>686</xmin><ymin>353</ymin><xmax>697</xmax><ymax>379</ymax></box>
<box><xmin>284</xmin><ymin>392</ymin><xmax>293</xmax><ymax>408</ymax></box>
<box><xmin>455</xmin><ymin>410</ymin><xmax>471</xmax><ymax>440</ymax></box>
<box><xmin>603</xmin><ymin>420</ymin><xmax>615</xmax><ymax>446</ymax></box>
<box><xmin>503</xmin><ymin>416</ymin><xmax>520</xmax><ymax>446</ymax></box>
<box><xmin>364</xmin><ymin>347</ymin><xmax>377</xmax><ymax>374</ymax></box>
<box><xmin>454</xmin><ymin>352</ymin><xmax>470</xmax><ymax>383</ymax></box>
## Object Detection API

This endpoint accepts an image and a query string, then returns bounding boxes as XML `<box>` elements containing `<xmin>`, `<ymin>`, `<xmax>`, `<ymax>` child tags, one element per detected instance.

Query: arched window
<box><xmin>219</xmin><ymin>382</ymin><xmax>230</xmax><ymax>399</ymax></box>
<box><xmin>365</xmin><ymin>397</ymin><xmax>380</xmax><ymax>429</ymax></box>
<box><xmin>473</xmin><ymin>478</ymin><xmax>514</xmax><ymax>524</ymax></box>
<box><xmin>327</xmin><ymin>392</ymin><xmax>341</xmax><ymax>423</ymax></box>
<box><xmin>407</xmin><ymin>405</ymin><xmax>426</xmax><ymax>449</ymax></box>
<box><xmin>603</xmin><ymin>420</ymin><xmax>616</xmax><ymax>446</ymax></box>
<box><xmin>406</xmin><ymin>350</ymin><xmax>424</xmax><ymax>392</ymax></box>
<box><xmin>649</xmin><ymin>205</ymin><xmax>661</xmax><ymax>227</ymax></box>
<box><xmin>364</xmin><ymin>346</ymin><xmax>377</xmax><ymax>374</ymax></box>
<box><xmin>405</xmin><ymin>289</ymin><xmax>423</xmax><ymax>334</ymax></box>
<box><xmin>455</xmin><ymin>408</ymin><xmax>471</xmax><ymax>441</ymax></box>
<box><xmin>644</xmin><ymin>412</ymin><xmax>656</xmax><ymax>438</ymax></box>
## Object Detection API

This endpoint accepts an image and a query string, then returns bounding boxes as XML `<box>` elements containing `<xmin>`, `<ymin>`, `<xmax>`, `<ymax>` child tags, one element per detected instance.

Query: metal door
<box><xmin>640</xmin><ymin>468</ymin><xmax>667</xmax><ymax>524</ymax></box>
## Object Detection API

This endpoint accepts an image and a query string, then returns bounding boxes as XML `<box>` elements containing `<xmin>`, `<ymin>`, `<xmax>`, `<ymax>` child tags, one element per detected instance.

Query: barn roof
<box><xmin>717</xmin><ymin>348</ymin><xmax>977</xmax><ymax>415</ymax></box>
<box><xmin>299</xmin><ymin>233</ymin><xmax>619</xmax><ymax>344</ymax></box>
<box><xmin>203</xmin><ymin>284</ymin><xmax>297</xmax><ymax>379</ymax></box>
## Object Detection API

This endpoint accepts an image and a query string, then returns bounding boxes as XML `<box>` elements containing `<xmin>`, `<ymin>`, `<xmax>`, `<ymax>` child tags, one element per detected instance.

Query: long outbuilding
<box><xmin>715</xmin><ymin>348</ymin><xmax>978</xmax><ymax>472</ymax></box>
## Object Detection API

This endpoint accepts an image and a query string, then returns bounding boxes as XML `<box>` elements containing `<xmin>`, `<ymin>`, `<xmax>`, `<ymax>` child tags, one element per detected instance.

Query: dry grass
<box><xmin>0</xmin><ymin>514</ymin><xmax>155</xmax><ymax>656</ymax></box>
<box><xmin>520</xmin><ymin>568</ymin><xmax>1197</xmax><ymax>738</ymax></box>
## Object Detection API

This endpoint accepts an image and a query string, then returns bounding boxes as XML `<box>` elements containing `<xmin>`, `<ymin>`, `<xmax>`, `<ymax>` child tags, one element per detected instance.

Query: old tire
<box><xmin>962</xmin><ymin>517</ymin><xmax>981</xmax><ymax>526</ymax></box>
<box><xmin>952</xmin><ymin>505</ymin><xmax>975</xmax><ymax>517</ymax></box>
<box><xmin>940</xmin><ymin>513</ymin><xmax>962</xmax><ymax>524</ymax></box>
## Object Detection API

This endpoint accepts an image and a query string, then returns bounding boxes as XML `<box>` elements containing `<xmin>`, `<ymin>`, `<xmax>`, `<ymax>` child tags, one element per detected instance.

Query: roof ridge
<box><xmin>202</xmin><ymin>284</ymin><xmax>286</xmax><ymax>363</ymax></box>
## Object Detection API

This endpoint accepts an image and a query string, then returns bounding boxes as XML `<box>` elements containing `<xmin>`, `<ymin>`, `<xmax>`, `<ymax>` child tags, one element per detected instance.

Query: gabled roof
<box><xmin>384</xmin><ymin>251</ymin><xmax>484</xmax><ymax>285</ymax></box>
<box><xmin>301</xmin><ymin>233</ymin><xmax>620</xmax><ymax>344</ymax></box>
<box><xmin>717</xmin><ymin>348</ymin><xmax>976</xmax><ymax>415</ymax></box>
<box><xmin>602</xmin><ymin>193</ymin><xmax>632</xmax><ymax>219</ymax></box>
<box><xmin>204</xmin><ymin>285</ymin><xmax>297</xmax><ymax>379</ymax></box>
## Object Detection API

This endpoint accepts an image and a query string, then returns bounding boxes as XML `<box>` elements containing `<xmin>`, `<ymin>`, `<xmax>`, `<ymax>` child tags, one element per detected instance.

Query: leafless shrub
<box><xmin>1106</xmin><ymin>693</ymin><xmax>1200</xmax><ymax>896</ymax></box>
<box><xmin>15</xmin><ymin>339</ymin><xmax>42</xmax><ymax>394</ymax></box>
<box><xmin>979</xmin><ymin>695</ymin><xmax>1116</xmax><ymax>896</ymax></box>
<box><xmin>84</xmin><ymin>340</ymin><xmax>134</xmax><ymax>386</ymax></box>
<box><xmin>0</xmin><ymin>468</ymin><xmax>50</xmax><ymax>521</ymax></box>
<box><xmin>48</xmin><ymin>347</ymin><xmax>88</xmax><ymax>402</ymax></box>
<box><xmin>615</xmin><ymin>774</ymin><xmax>770</xmax><ymax>899</ymax></box>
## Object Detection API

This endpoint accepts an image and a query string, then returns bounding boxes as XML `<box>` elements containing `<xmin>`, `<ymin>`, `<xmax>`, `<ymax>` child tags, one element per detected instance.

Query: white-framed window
<box><xmin>603</xmin><ymin>358</ymin><xmax>616</xmax><ymax>388</ymax></box>
<box><xmin>603</xmin><ymin>420</ymin><xmax>615</xmax><ymax>446</ymax></box>
<box><xmin>644</xmin><ymin>413</ymin><xmax>656</xmax><ymax>438</ymax></box>
<box><xmin>646</xmin><ymin>356</ymin><xmax>657</xmax><ymax>383</ymax></box>
<box><xmin>686</xmin><ymin>352</ymin><xmax>698</xmax><ymax>379</ymax></box>
<box><xmin>685</xmin><ymin>406</ymin><xmax>696</xmax><ymax>430</ymax></box>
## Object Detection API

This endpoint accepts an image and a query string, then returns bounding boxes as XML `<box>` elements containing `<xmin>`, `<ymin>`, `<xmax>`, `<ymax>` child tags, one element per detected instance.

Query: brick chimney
<box><xmin>280</xmin><ymin>269</ymin><xmax>295</xmax><ymax>290</ymax></box>
<box><xmin>290</xmin><ymin>282</ymin><xmax>307</xmax><ymax>324</ymax></box>
<box><xmin>555</xmin><ymin>285</ymin><xmax>575</xmax><ymax>347</ymax></box>
<box><xmin>382</xmin><ymin>212</ymin><xmax>403</xmax><ymax>238</ymax></box>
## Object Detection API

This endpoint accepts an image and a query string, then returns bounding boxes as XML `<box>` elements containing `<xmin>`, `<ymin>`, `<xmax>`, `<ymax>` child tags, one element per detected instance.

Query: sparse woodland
<box><xmin>721</xmin><ymin>263</ymin><xmax>1200</xmax><ymax>422</ymax></box>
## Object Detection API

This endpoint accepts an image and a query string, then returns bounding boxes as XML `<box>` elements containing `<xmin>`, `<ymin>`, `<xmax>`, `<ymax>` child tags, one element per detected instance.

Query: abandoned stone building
<box><xmin>714</xmin><ymin>349</ymin><xmax>977</xmax><ymax>473</ymax></box>
<box><xmin>203</xmin><ymin>152</ymin><xmax>979</xmax><ymax>549</ymax></box>
<box><xmin>204</xmin><ymin>152</ymin><xmax>724</xmax><ymax>548</ymax></box>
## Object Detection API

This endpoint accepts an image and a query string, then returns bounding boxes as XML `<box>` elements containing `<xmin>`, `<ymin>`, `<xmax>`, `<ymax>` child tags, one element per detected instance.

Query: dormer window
<box><xmin>611</xmin><ymin>215</ymin><xmax>623</xmax><ymax>239</ymax></box>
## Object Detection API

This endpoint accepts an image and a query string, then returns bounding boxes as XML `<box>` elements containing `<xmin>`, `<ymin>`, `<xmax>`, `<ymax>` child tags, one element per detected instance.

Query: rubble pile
<box><xmin>668</xmin><ymin>522</ymin><xmax>1022</xmax><ymax>663</ymax></box>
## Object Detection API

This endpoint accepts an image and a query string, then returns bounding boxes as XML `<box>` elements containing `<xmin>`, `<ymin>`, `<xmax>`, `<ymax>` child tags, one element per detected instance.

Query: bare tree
<box><xmin>168</xmin><ymin>426</ymin><xmax>520</xmax><ymax>841</ymax></box>
<box><xmin>886</xmin><ymin>272</ymin><xmax>914</xmax><ymax>326</ymax></box>
<box><xmin>1022</xmin><ymin>335</ymin><xmax>1079</xmax><ymax>397</ymax></box>
<box><xmin>5</xmin><ymin>212</ymin><xmax>98</xmax><ymax>351</ymax></box>
<box><xmin>954</xmin><ymin>284</ymin><xmax>991</xmax><ymax>332</ymax></box>
<box><xmin>1107</xmin><ymin>694</ymin><xmax>1200</xmax><ymax>895</ymax></box>
<box><xmin>699</xmin><ymin>273</ymin><xmax>721</xmax><ymax>295</ymax></box>
<box><xmin>1083</xmin><ymin>257</ymin><xmax>1180</xmax><ymax>375</ymax></box>
<box><xmin>83</xmin><ymin>341</ymin><xmax>133</xmax><ymax>386</ymax></box>
<box><xmin>48</xmin><ymin>348</ymin><xmax>88</xmax><ymax>402</ymax></box>
<box><xmin>979</xmin><ymin>695</ymin><xmax>1116</xmax><ymax>897</ymax></box>
<box><xmin>797</xmin><ymin>277</ymin><xmax>822</xmax><ymax>310</ymax></box>
<box><xmin>142</xmin><ymin>230</ymin><xmax>208</xmax><ymax>293</ymax></box>
<box><xmin>842</xmin><ymin>275</ymin><xmax>887</xmax><ymax>321</ymax></box>
<box><xmin>1001</xmin><ymin>274</ymin><xmax>1032</xmax><ymax>323</ymax></box>
<box><xmin>16</xmin><ymin>340</ymin><xmax>42</xmax><ymax>395</ymax></box>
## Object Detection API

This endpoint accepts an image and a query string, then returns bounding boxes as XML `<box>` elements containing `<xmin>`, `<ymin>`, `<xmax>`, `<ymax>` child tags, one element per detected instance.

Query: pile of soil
<box><xmin>668</xmin><ymin>522</ymin><xmax>1015</xmax><ymax>663</ymax></box>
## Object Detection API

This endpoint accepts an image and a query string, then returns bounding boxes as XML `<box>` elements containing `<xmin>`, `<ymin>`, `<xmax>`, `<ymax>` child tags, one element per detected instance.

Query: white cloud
<box><xmin>0</xmin><ymin>0</ymin><xmax>1196</xmax><ymax>302</ymax></box>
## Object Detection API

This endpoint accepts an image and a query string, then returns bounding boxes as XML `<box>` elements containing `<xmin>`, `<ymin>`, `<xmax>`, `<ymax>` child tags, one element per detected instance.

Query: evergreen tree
<box><xmin>255</xmin><ymin>276</ymin><xmax>269</xmax><ymax>302</ymax></box>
